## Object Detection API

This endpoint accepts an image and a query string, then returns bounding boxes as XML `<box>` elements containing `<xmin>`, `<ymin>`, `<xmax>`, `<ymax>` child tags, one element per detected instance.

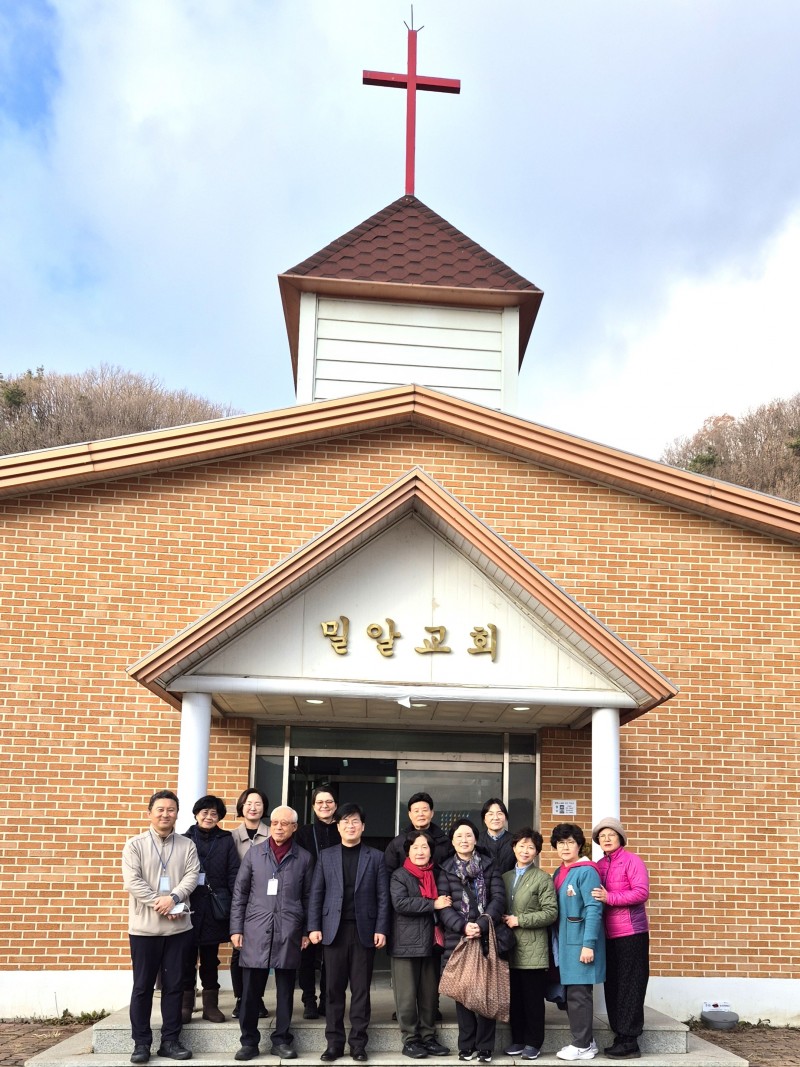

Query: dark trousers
<box><xmin>298</xmin><ymin>941</ymin><xmax>326</xmax><ymax>1006</ymax></box>
<box><xmin>391</xmin><ymin>955</ymin><xmax>438</xmax><ymax>1045</ymax></box>
<box><xmin>323</xmin><ymin>921</ymin><xmax>375</xmax><ymax>1053</ymax></box>
<box><xmin>455</xmin><ymin>1000</ymin><xmax>496</xmax><ymax>1055</ymax></box>
<box><xmin>240</xmin><ymin>967</ymin><xmax>296</xmax><ymax>1048</ymax></box>
<box><xmin>605</xmin><ymin>932</ymin><xmax>649</xmax><ymax>1041</ymax></box>
<box><xmin>565</xmin><ymin>984</ymin><xmax>594</xmax><ymax>1049</ymax></box>
<box><xmin>129</xmin><ymin>930</ymin><xmax>192</xmax><ymax>1045</ymax></box>
<box><xmin>509</xmin><ymin>967</ymin><xmax>547</xmax><ymax>1049</ymax></box>
<box><xmin>231</xmin><ymin>946</ymin><xmax>243</xmax><ymax>999</ymax></box>
<box><xmin>183</xmin><ymin>939</ymin><xmax>221</xmax><ymax>990</ymax></box>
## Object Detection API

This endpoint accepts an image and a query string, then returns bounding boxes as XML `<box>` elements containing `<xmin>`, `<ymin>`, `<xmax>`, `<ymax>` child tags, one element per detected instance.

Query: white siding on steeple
<box><xmin>295</xmin><ymin>295</ymin><xmax>519</xmax><ymax>410</ymax></box>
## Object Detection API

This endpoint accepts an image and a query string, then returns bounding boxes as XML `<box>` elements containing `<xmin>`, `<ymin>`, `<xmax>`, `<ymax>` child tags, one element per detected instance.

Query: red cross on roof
<box><xmin>363</xmin><ymin>22</ymin><xmax>460</xmax><ymax>196</ymax></box>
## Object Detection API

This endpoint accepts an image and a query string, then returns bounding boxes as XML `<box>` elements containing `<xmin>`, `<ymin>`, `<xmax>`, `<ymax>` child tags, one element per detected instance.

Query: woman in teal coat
<box><xmin>550</xmin><ymin>823</ymin><xmax>606</xmax><ymax>1062</ymax></box>
<box><xmin>501</xmin><ymin>829</ymin><xmax>558</xmax><ymax>1061</ymax></box>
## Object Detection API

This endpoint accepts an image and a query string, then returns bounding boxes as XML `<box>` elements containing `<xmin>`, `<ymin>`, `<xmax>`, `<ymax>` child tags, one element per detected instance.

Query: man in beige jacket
<box><xmin>122</xmin><ymin>790</ymin><xmax>200</xmax><ymax>1066</ymax></box>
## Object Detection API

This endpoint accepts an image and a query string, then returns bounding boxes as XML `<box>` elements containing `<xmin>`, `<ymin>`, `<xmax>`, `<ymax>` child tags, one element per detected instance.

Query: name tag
<box><xmin>159</xmin><ymin>876</ymin><xmax>171</xmax><ymax>893</ymax></box>
<box><xmin>198</xmin><ymin>872</ymin><xmax>206</xmax><ymax>885</ymax></box>
<box><xmin>267</xmin><ymin>878</ymin><xmax>279</xmax><ymax>896</ymax></box>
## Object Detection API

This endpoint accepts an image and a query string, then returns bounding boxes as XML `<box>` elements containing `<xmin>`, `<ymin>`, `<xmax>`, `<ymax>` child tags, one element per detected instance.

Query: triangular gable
<box><xmin>129</xmin><ymin>467</ymin><xmax>677</xmax><ymax>724</ymax></box>
<box><xmin>3</xmin><ymin>386</ymin><xmax>800</xmax><ymax>549</ymax></box>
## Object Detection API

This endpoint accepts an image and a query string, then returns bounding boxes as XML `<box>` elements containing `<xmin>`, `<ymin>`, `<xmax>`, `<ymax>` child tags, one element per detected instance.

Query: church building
<box><xmin>1</xmin><ymin>29</ymin><xmax>798</xmax><ymax>1028</ymax></box>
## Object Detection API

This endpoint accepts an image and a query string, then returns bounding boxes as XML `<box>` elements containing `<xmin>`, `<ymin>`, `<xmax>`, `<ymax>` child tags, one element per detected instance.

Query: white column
<box><xmin>591</xmin><ymin>706</ymin><xmax>620</xmax><ymax>860</ymax></box>
<box><xmin>176</xmin><ymin>692</ymin><xmax>212</xmax><ymax>832</ymax></box>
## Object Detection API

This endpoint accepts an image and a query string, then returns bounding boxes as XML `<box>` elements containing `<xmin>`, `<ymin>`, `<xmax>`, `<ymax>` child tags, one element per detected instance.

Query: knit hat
<box><xmin>591</xmin><ymin>816</ymin><xmax>626</xmax><ymax>846</ymax></box>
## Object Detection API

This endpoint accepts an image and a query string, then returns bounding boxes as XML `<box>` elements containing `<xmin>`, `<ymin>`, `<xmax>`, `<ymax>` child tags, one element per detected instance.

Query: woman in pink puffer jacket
<box><xmin>590</xmin><ymin>817</ymin><xmax>650</xmax><ymax>1061</ymax></box>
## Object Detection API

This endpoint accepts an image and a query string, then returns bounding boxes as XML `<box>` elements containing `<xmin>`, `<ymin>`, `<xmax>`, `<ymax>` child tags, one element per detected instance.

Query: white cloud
<box><xmin>525</xmin><ymin>210</ymin><xmax>800</xmax><ymax>460</ymax></box>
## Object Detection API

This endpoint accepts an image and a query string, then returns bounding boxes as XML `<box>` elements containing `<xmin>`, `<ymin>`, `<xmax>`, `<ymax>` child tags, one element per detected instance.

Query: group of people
<box><xmin>122</xmin><ymin>787</ymin><xmax>650</xmax><ymax>1066</ymax></box>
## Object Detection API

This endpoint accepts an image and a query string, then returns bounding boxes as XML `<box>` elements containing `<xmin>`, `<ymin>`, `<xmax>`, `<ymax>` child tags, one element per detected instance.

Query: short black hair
<box><xmin>407</xmin><ymin>792</ymin><xmax>434</xmax><ymax>811</ymax></box>
<box><xmin>550</xmin><ymin>823</ymin><xmax>586</xmax><ymax>850</ymax></box>
<box><xmin>403</xmin><ymin>829</ymin><xmax>435</xmax><ymax>855</ymax></box>
<box><xmin>148</xmin><ymin>790</ymin><xmax>179</xmax><ymax>811</ymax></box>
<box><xmin>235</xmin><ymin>788</ymin><xmax>269</xmax><ymax>818</ymax></box>
<box><xmin>311</xmin><ymin>785</ymin><xmax>338</xmax><ymax>804</ymax></box>
<box><xmin>511</xmin><ymin>827</ymin><xmax>543</xmax><ymax>853</ymax></box>
<box><xmin>335</xmin><ymin>802</ymin><xmax>365</xmax><ymax>824</ymax></box>
<box><xmin>192</xmin><ymin>794</ymin><xmax>227</xmax><ymax>819</ymax></box>
<box><xmin>481</xmin><ymin>797</ymin><xmax>508</xmax><ymax>820</ymax></box>
<box><xmin>449</xmin><ymin>817</ymin><xmax>480</xmax><ymax>842</ymax></box>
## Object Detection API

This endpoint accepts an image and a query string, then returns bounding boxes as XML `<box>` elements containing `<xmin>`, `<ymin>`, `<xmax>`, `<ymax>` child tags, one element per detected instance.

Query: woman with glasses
<box><xmin>437</xmin><ymin>818</ymin><xmax>507</xmax><ymax>1064</ymax></box>
<box><xmin>295</xmin><ymin>787</ymin><xmax>339</xmax><ymax>1019</ymax></box>
<box><xmin>230</xmin><ymin>789</ymin><xmax>271</xmax><ymax>1020</ymax></box>
<box><xmin>590</xmin><ymin>818</ymin><xmax>650</xmax><ymax>1061</ymax></box>
<box><xmin>182</xmin><ymin>795</ymin><xmax>240</xmax><ymax>1023</ymax></box>
<box><xmin>549</xmin><ymin>823</ymin><xmax>605</xmax><ymax>1062</ymax></box>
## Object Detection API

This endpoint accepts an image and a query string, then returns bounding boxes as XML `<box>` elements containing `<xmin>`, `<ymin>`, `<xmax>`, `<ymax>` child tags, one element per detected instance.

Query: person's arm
<box><xmin>122</xmin><ymin>838</ymin><xmax>158</xmax><ymax>904</ymax></box>
<box><xmin>307</xmin><ymin>853</ymin><xmax>326</xmax><ymax>942</ymax></box>
<box><xmin>374</xmin><ymin>853</ymin><xmax>390</xmax><ymax>946</ymax></box>
<box><xmin>606</xmin><ymin>854</ymin><xmax>650</xmax><ymax>906</ymax></box>
<box><xmin>390</xmin><ymin>870</ymin><xmax>436</xmax><ymax>915</ymax></box>
<box><xmin>229</xmin><ymin>849</ymin><xmax>254</xmax><ymax>943</ymax></box>
<box><xmin>225</xmin><ymin>836</ymin><xmax>242</xmax><ymax>893</ymax></box>
<box><xmin>579</xmin><ymin>868</ymin><xmax>603</xmax><ymax>963</ymax></box>
<box><xmin>171</xmin><ymin>841</ymin><xmax>200</xmax><ymax>901</ymax></box>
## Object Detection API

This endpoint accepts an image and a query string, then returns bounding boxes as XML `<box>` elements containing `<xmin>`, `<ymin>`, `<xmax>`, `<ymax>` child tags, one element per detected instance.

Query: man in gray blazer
<box><xmin>307</xmin><ymin>803</ymin><xmax>390</xmax><ymax>1062</ymax></box>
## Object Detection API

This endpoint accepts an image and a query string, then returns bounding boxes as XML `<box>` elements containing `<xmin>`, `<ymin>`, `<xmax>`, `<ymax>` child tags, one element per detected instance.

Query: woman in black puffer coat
<box><xmin>436</xmin><ymin>819</ymin><xmax>507</xmax><ymax>1063</ymax></box>
<box><xmin>389</xmin><ymin>830</ymin><xmax>453</xmax><ymax>1059</ymax></box>
<box><xmin>182</xmin><ymin>795</ymin><xmax>240</xmax><ymax>1022</ymax></box>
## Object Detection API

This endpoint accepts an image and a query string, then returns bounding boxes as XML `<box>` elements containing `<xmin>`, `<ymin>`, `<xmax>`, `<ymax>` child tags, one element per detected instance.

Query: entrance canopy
<box><xmin>129</xmin><ymin>467</ymin><xmax>676</xmax><ymax>729</ymax></box>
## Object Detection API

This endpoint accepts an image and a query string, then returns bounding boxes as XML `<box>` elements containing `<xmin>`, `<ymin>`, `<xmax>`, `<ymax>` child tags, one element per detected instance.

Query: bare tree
<box><xmin>0</xmin><ymin>365</ymin><xmax>240</xmax><ymax>456</ymax></box>
<box><xmin>662</xmin><ymin>395</ymin><xmax>800</xmax><ymax>501</ymax></box>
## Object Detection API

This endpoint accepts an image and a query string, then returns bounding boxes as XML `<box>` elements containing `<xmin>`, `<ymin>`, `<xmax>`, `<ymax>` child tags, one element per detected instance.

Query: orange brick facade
<box><xmin>2</xmin><ymin>428</ymin><xmax>798</xmax><ymax>993</ymax></box>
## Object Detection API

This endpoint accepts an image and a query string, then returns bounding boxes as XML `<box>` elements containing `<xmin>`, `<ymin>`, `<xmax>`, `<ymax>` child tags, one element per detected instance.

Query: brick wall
<box><xmin>1</xmin><ymin>428</ymin><xmax>798</xmax><ymax>980</ymax></box>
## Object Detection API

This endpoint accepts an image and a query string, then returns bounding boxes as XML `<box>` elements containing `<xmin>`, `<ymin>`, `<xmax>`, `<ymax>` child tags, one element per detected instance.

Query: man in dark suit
<box><xmin>307</xmin><ymin>803</ymin><xmax>390</xmax><ymax>1063</ymax></box>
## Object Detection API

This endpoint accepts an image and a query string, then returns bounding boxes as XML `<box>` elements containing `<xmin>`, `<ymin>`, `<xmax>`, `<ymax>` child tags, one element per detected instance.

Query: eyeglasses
<box><xmin>339</xmin><ymin>818</ymin><xmax>362</xmax><ymax>827</ymax></box>
<box><xmin>270</xmin><ymin>820</ymin><xmax>295</xmax><ymax>828</ymax></box>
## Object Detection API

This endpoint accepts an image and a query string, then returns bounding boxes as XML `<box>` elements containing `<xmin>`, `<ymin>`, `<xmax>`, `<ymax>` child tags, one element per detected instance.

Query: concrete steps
<box><xmin>26</xmin><ymin>987</ymin><xmax>748</xmax><ymax>1067</ymax></box>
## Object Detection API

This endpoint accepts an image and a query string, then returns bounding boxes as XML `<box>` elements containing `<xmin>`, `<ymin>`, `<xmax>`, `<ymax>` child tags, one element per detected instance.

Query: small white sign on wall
<box><xmin>551</xmin><ymin>800</ymin><xmax>577</xmax><ymax>816</ymax></box>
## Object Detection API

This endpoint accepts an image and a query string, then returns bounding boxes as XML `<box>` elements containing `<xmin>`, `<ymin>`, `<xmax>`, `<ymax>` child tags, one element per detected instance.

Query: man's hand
<box><xmin>153</xmin><ymin>895</ymin><xmax>176</xmax><ymax>916</ymax></box>
<box><xmin>231</xmin><ymin>934</ymin><xmax>243</xmax><ymax>949</ymax></box>
<box><xmin>374</xmin><ymin>933</ymin><xmax>386</xmax><ymax>948</ymax></box>
<box><xmin>301</xmin><ymin>936</ymin><xmax>310</xmax><ymax>951</ymax></box>
<box><xmin>309</xmin><ymin>930</ymin><xmax>322</xmax><ymax>944</ymax></box>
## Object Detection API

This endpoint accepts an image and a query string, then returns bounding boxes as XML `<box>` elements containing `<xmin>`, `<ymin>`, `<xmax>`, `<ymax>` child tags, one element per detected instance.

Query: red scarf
<box><xmin>403</xmin><ymin>859</ymin><xmax>445</xmax><ymax>948</ymax></box>
<box><xmin>553</xmin><ymin>857</ymin><xmax>601</xmax><ymax>891</ymax></box>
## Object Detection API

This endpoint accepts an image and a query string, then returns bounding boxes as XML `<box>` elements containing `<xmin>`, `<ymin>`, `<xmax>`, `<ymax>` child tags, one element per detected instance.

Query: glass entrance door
<box><xmin>395</xmin><ymin>761</ymin><xmax>503</xmax><ymax>835</ymax></box>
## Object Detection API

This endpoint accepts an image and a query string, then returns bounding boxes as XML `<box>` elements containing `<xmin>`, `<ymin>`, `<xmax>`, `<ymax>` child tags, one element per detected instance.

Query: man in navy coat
<box><xmin>307</xmin><ymin>803</ymin><xmax>390</xmax><ymax>1062</ymax></box>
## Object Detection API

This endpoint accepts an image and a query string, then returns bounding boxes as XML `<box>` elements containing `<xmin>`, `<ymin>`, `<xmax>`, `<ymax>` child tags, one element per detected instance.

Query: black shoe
<box><xmin>259</xmin><ymin>1001</ymin><xmax>270</xmax><ymax>1019</ymax></box>
<box><xmin>131</xmin><ymin>1045</ymin><xmax>150</xmax><ymax>1064</ymax></box>
<box><xmin>320</xmin><ymin>1051</ymin><xmax>341</xmax><ymax>1063</ymax></box>
<box><xmin>606</xmin><ymin>1043</ymin><xmax>641</xmax><ymax>1060</ymax></box>
<box><xmin>459</xmin><ymin>1053</ymin><xmax>477</xmax><ymax>1063</ymax></box>
<box><xmin>156</xmin><ymin>1042</ymin><xmax>192</xmax><ymax>1061</ymax></box>
<box><xmin>403</xmin><ymin>1044</ymin><xmax>428</xmax><ymax>1060</ymax></box>
<box><xmin>477</xmin><ymin>1054</ymin><xmax>492</xmax><ymax>1065</ymax></box>
<box><xmin>232</xmin><ymin>999</ymin><xmax>241</xmax><ymax>1019</ymax></box>
<box><xmin>271</xmin><ymin>1045</ymin><xmax>298</xmax><ymax>1060</ymax></box>
<box><xmin>304</xmin><ymin>1005</ymin><xmax>320</xmax><ymax>1019</ymax></box>
<box><xmin>235</xmin><ymin>1047</ymin><xmax>259</xmax><ymax>1062</ymax></box>
<box><xmin>423</xmin><ymin>1040</ymin><xmax>450</xmax><ymax>1057</ymax></box>
<box><xmin>351</xmin><ymin>1053</ymin><xmax>368</xmax><ymax>1063</ymax></box>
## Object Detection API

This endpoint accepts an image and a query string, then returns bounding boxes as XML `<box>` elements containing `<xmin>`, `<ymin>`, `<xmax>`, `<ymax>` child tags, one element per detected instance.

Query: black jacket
<box><xmin>388</xmin><ymin>866</ymin><xmax>440</xmax><ymax>958</ymax></box>
<box><xmin>435</xmin><ymin>848</ymin><xmax>506</xmax><ymax>961</ymax></box>
<box><xmin>184</xmin><ymin>824</ymin><xmax>241</xmax><ymax>945</ymax></box>
<box><xmin>477</xmin><ymin>828</ymin><xmax>515</xmax><ymax>874</ymax></box>
<box><xmin>384</xmin><ymin>820</ymin><xmax>454</xmax><ymax>873</ymax></box>
<box><xmin>295</xmin><ymin>818</ymin><xmax>340</xmax><ymax>861</ymax></box>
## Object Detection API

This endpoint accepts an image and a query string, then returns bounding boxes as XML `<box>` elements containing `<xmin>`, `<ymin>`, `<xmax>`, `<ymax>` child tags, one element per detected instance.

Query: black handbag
<box><xmin>207</xmin><ymin>884</ymin><xmax>231</xmax><ymax>921</ymax></box>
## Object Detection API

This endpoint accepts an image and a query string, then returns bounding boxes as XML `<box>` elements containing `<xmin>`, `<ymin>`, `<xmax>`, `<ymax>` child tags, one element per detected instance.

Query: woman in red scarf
<box><xmin>389</xmin><ymin>831</ymin><xmax>453</xmax><ymax>1059</ymax></box>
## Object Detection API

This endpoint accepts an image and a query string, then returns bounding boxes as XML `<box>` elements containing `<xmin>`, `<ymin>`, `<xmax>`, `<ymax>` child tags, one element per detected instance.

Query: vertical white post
<box><xmin>176</xmin><ymin>692</ymin><xmax>212</xmax><ymax>832</ymax></box>
<box><xmin>591</xmin><ymin>707</ymin><xmax>620</xmax><ymax>860</ymax></box>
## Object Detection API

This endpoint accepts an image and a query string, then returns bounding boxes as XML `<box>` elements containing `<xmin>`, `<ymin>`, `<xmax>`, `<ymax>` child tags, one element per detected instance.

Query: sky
<box><xmin>1</xmin><ymin>0</ymin><xmax>799</xmax><ymax>461</ymax></box>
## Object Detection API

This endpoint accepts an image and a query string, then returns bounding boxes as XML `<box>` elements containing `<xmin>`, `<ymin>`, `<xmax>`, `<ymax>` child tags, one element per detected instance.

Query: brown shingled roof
<box><xmin>278</xmin><ymin>196</ymin><xmax>543</xmax><ymax>378</ymax></box>
<box><xmin>286</xmin><ymin>195</ymin><xmax>539</xmax><ymax>291</ymax></box>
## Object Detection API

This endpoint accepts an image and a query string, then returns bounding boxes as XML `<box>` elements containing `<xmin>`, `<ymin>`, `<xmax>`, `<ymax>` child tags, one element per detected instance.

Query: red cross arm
<box><xmin>363</xmin><ymin>70</ymin><xmax>461</xmax><ymax>95</ymax></box>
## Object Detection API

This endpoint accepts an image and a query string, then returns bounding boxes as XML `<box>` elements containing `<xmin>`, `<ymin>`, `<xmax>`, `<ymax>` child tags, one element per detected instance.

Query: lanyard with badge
<box><xmin>266</xmin><ymin>849</ymin><xmax>284</xmax><ymax>897</ymax></box>
<box><xmin>196</xmin><ymin>834</ymin><xmax>218</xmax><ymax>886</ymax></box>
<box><xmin>150</xmin><ymin>830</ymin><xmax>175</xmax><ymax>894</ymax></box>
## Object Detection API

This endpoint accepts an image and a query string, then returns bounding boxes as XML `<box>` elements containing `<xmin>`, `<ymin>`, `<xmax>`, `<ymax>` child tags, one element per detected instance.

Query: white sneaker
<box><xmin>555</xmin><ymin>1044</ymin><xmax>598</xmax><ymax>1061</ymax></box>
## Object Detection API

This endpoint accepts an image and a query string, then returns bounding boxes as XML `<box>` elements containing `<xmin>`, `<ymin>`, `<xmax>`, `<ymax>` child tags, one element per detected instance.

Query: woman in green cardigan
<box><xmin>501</xmin><ymin>829</ymin><xmax>558</xmax><ymax>1061</ymax></box>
